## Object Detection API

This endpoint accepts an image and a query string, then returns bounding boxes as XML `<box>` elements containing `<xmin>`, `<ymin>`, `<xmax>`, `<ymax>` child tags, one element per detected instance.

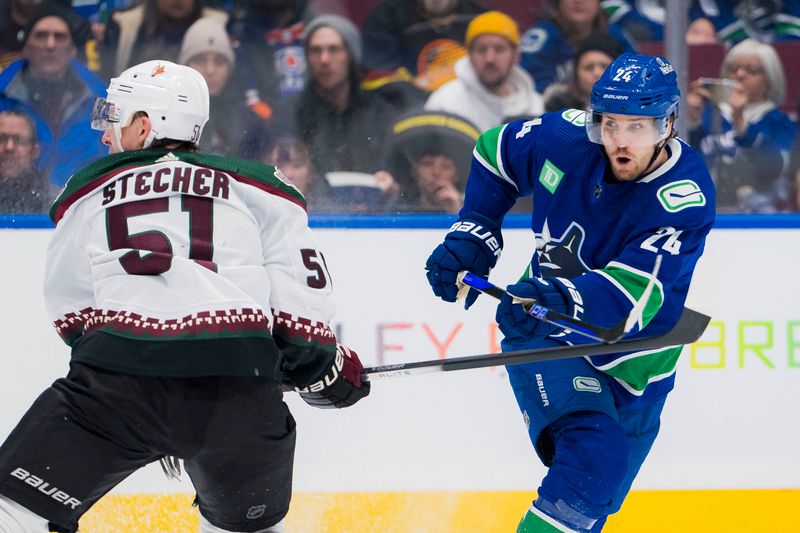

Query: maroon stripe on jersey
<box><xmin>271</xmin><ymin>310</ymin><xmax>336</xmax><ymax>345</ymax></box>
<box><xmin>54</xmin><ymin>308</ymin><xmax>272</xmax><ymax>340</ymax></box>
<box><xmin>231</xmin><ymin>174</ymin><xmax>307</xmax><ymax>211</ymax></box>
<box><xmin>52</xmin><ymin>166</ymin><xmax>141</xmax><ymax>223</ymax></box>
<box><xmin>53</xmin><ymin>307</ymin><xmax>95</xmax><ymax>345</ymax></box>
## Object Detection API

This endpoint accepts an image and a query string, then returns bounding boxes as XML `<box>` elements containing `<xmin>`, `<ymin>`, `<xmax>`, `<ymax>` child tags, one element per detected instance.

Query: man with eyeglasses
<box><xmin>0</xmin><ymin>2</ymin><xmax>105</xmax><ymax>191</ymax></box>
<box><xmin>0</xmin><ymin>109</ymin><xmax>55</xmax><ymax>213</ymax></box>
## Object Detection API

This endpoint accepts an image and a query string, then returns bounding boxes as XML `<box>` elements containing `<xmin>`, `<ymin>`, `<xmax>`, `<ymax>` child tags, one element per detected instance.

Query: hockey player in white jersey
<box><xmin>0</xmin><ymin>60</ymin><xmax>369</xmax><ymax>533</ymax></box>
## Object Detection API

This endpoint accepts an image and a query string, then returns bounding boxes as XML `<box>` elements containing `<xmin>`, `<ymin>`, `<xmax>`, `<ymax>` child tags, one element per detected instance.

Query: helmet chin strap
<box><xmin>111</xmin><ymin>122</ymin><xmax>125</xmax><ymax>153</ymax></box>
<box><xmin>112</xmin><ymin>118</ymin><xmax>158</xmax><ymax>152</ymax></box>
<box><xmin>142</xmin><ymin>128</ymin><xmax>157</xmax><ymax>149</ymax></box>
<box><xmin>642</xmin><ymin>137</ymin><xmax>669</xmax><ymax>176</ymax></box>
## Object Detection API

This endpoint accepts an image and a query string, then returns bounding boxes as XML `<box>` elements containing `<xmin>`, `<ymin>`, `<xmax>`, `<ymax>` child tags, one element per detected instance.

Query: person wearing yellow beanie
<box><xmin>425</xmin><ymin>10</ymin><xmax>543</xmax><ymax>132</ymax></box>
<box><xmin>465</xmin><ymin>10</ymin><xmax>521</xmax><ymax>49</ymax></box>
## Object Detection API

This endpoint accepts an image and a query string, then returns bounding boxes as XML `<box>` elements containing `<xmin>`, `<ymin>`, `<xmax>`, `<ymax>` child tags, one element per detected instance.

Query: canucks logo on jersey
<box><xmin>535</xmin><ymin>220</ymin><xmax>591</xmax><ymax>278</ymax></box>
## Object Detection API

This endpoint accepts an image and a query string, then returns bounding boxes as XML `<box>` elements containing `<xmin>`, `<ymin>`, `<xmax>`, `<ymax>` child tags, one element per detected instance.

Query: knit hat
<box><xmin>465</xmin><ymin>11</ymin><xmax>520</xmax><ymax>48</ymax></box>
<box><xmin>178</xmin><ymin>17</ymin><xmax>235</xmax><ymax>66</ymax></box>
<box><xmin>23</xmin><ymin>1</ymin><xmax>90</xmax><ymax>49</ymax></box>
<box><xmin>303</xmin><ymin>14</ymin><xmax>362</xmax><ymax>65</ymax></box>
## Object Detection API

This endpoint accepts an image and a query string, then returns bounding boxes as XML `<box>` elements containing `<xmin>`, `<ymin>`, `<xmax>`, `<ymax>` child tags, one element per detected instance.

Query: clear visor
<box><xmin>90</xmin><ymin>98</ymin><xmax>122</xmax><ymax>131</ymax></box>
<box><xmin>586</xmin><ymin>111</ymin><xmax>670</xmax><ymax>147</ymax></box>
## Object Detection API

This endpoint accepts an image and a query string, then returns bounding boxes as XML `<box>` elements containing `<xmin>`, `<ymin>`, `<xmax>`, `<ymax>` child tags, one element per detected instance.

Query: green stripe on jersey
<box><xmin>596</xmin><ymin>262</ymin><xmax>664</xmax><ymax>329</ymax></box>
<box><xmin>592</xmin><ymin>345</ymin><xmax>682</xmax><ymax>394</ymax></box>
<box><xmin>474</xmin><ymin>125</ymin><xmax>505</xmax><ymax>176</ymax></box>
<box><xmin>518</xmin><ymin>507</ymin><xmax>580</xmax><ymax>532</ymax></box>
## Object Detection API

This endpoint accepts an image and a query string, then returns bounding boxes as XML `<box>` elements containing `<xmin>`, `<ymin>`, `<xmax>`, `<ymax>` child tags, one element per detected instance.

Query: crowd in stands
<box><xmin>1</xmin><ymin>0</ymin><xmax>799</xmax><ymax>215</ymax></box>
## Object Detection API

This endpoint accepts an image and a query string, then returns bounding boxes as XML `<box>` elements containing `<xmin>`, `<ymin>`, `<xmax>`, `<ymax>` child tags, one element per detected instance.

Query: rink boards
<box><xmin>0</xmin><ymin>220</ymin><xmax>798</xmax><ymax>531</ymax></box>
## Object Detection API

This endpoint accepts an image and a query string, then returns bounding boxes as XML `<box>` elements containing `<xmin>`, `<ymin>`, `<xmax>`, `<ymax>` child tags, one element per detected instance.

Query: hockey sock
<box><xmin>517</xmin><ymin>502</ymin><xmax>585</xmax><ymax>533</ymax></box>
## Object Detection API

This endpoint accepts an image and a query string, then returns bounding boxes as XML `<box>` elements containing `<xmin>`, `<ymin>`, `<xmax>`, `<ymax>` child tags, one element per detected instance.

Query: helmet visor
<box><xmin>586</xmin><ymin>111</ymin><xmax>670</xmax><ymax>147</ymax></box>
<box><xmin>90</xmin><ymin>98</ymin><xmax>122</xmax><ymax>131</ymax></box>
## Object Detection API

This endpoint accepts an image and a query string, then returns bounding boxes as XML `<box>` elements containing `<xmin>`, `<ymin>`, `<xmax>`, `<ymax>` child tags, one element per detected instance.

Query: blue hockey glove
<box><xmin>425</xmin><ymin>214</ymin><xmax>503</xmax><ymax>309</ymax></box>
<box><xmin>496</xmin><ymin>277</ymin><xmax>572</xmax><ymax>341</ymax></box>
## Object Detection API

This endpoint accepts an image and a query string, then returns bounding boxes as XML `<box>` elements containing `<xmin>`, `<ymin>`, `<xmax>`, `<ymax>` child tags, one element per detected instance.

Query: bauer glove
<box><xmin>425</xmin><ymin>214</ymin><xmax>502</xmax><ymax>309</ymax></box>
<box><xmin>297</xmin><ymin>344</ymin><xmax>370</xmax><ymax>409</ymax></box>
<box><xmin>496</xmin><ymin>277</ymin><xmax>573</xmax><ymax>342</ymax></box>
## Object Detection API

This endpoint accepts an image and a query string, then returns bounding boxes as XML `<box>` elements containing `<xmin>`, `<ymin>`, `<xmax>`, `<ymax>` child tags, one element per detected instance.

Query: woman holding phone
<box><xmin>686</xmin><ymin>39</ymin><xmax>796</xmax><ymax>212</ymax></box>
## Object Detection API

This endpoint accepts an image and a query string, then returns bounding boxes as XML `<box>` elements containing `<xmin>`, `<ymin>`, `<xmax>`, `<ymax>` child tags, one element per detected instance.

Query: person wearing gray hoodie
<box><xmin>424</xmin><ymin>10</ymin><xmax>544</xmax><ymax>132</ymax></box>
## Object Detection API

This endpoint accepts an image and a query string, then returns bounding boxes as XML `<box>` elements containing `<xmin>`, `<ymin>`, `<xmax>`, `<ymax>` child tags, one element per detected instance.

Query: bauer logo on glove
<box><xmin>448</xmin><ymin>220</ymin><xmax>502</xmax><ymax>258</ymax></box>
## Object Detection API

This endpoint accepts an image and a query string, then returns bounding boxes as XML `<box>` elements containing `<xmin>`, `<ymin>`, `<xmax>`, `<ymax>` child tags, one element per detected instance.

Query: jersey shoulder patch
<box><xmin>656</xmin><ymin>179</ymin><xmax>707</xmax><ymax>212</ymax></box>
<box><xmin>560</xmin><ymin>109</ymin><xmax>587</xmax><ymax>127</ymax></box>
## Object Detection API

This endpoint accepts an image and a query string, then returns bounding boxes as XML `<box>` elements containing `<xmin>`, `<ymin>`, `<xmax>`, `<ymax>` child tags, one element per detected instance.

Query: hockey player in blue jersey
<box><xmin>425</xmin><ymin>53</ymin><xmax>716</xmax><ymax>532</ymax></box>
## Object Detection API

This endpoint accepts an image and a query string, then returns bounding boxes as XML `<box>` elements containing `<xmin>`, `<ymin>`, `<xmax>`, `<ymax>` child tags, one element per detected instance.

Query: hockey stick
<box><xmin>362</xmin><ymin>306</ymin><xmax>709</xmax><ymax>380</ymax></box>
<box><xmin>457</xmin><ymin>256</ymin><xmax>663</xmax><ymax>343</ymax></box>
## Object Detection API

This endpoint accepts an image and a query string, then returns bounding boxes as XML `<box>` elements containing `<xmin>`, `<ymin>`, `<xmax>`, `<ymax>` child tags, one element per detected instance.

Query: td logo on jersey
<box><xmin>539</xmin><ymin>160</ymin><xmax>564</xmax><ymax>194</ymax></box>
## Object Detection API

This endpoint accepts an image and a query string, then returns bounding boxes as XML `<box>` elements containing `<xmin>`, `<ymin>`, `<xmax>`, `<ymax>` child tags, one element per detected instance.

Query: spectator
<box><xmin>1</xmin><ymin>0</ymin><xmax>91</xmax><ymax>71</ymax></box>
<box><xmin>0</xmin><ymin>2</ymin><xmax>106</xmax><ymax>188</ymax></box>
<box><xmin>178</xmin><ymin>17</ymin><xmax>267</xmax><ymax>159</ymax></box>
<box><xmin>263</xmin><ymin>135</ymin><xmax>337</xmax><ymax>212</ymax></box>
<box><xmin>603</xmin><ymin>0</ymin><xmax>719</xmax><ymax>44</ymax></box>
<box><xmin>383</xmin><ymin>110</ymin><xmax>479</xmax><ymax>213</ymax></box>
<box><xmin>0</xmin><ymin>109</ymin><xmax>54</xmax><ymax>212</ymax></box>
<box><xmin>361</xmin><ymin>0</ymin><xmax>485</xmax><ymax>91</ymax></box>
<box><xmin>1</xmin><ymin>0</ymin><xmax>43</xmax><ymax>71</ymax></box>
<box><xmin>793</xmin><ymin>102</ymin><xmax>800</xmax><ymax>210</ymax></box>
<box><xmin>227</xmin><ymin>0</ymin><xmax>312</xmax><ymax>105</ymax></box>
<box><xmin>270</xmin><ymin>14</ymin><xmax>400</xmax><ymax>211</ymax></box>
<box><xmin>425</xmin><ymin>11</ymin><xmax>544</xmax><ymax>132</ymax></box>
<box><xmin>690</xmin><ymin>0</ymin><xmax>800</xmax><ymax>45</ymax></box>
<box><xmin>543</xmin><ymin>32</ymin><xmax>624</xmax><ymax>112</ymax></box>
<box><xmin>519</xmin><ymin>0</ymin><xmax>635</xmax><ymax>93</ymax></box>
<box><xmin>687</xmin><ymin>39</ymin><xmax>797</xmax><ymax>212</ymax></box>
<box><xmin>99</xmin><ymin>0</ymin><xmax>227</xmax><ymax>80</ymax></box>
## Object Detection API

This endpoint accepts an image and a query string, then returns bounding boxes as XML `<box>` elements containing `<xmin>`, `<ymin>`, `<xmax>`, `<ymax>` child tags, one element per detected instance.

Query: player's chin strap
<box><xmin>111</xmin><ymin>119</ymin><xmax>158</xmax><ymax>152</ymax></box>
<box><xmin>641</xmin><ymin>116</ymin><xmax>678</xmax><ymax>178</ymax></box>
<box><xmin>641</xmin><ymin>135</ymin><xmax>671</xmax><ymax>176</ymax></box>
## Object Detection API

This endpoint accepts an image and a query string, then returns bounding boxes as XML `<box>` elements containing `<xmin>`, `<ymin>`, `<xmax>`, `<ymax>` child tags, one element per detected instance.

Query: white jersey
<box><xmin>46</xmin><ymin>150</ymin><xmax>337</xmax><ymax>380</ymax></box>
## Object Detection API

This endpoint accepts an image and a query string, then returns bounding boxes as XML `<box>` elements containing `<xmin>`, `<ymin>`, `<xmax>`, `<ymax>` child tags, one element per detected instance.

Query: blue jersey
<box><xmin>463</xmin><ymin>110</ymin><xmax>716</xmax><ymax>397</ymax></box>
<box><xmin>690</xmin><ymin>0</ymin><xmax>800</xmax><ymax>44</ymax></box>
<box><xmin>519</xmin><ymin>21</ymin><xmax>636</xmax><ymax>92</ymax></box>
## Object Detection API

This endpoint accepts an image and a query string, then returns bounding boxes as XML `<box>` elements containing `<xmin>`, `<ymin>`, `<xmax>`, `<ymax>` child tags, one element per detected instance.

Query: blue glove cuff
<box><xmin>445</xmin><ymin>212</ymin><xmax>503</xmax><ymax>267</ymax></box>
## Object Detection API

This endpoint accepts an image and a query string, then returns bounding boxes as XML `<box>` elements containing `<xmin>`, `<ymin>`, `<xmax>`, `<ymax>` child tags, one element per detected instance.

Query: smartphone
<box><xmin>698</xmin><ymin>77</ymin><xmax>737</xmax><ymax>104</ymax></box>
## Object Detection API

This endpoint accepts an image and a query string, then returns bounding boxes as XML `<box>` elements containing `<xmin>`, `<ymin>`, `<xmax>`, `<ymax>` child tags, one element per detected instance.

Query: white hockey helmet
<box><xmin>91</xmin><ymin>60</ymin><xmax>209</xmax><ymax>150</ymax></box>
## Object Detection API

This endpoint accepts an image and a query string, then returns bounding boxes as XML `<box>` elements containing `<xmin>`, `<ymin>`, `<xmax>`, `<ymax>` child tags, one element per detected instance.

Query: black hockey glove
<box><xmin>425</xmin><ymin>213</ymin><xmax>503</xmax><ymax>309</ymax></box>
<box><xmin>297</xmin><ymin>344</ymin><xmax>370</xmax><ymax>409</ymax></box>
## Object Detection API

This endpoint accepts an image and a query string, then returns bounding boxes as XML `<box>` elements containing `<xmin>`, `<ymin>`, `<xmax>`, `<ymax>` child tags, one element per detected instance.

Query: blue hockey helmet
<box><xmin>586</xmin><ymin>53</ymin><xmax>680</xmax><ymax>146</ymax></box>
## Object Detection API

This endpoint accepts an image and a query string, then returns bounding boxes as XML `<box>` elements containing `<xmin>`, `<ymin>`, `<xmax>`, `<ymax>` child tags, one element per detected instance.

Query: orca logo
<box><xmin>535</xmin><ymin>220</ymin><xmax>591</xmax><ymax>278</ymax></box>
